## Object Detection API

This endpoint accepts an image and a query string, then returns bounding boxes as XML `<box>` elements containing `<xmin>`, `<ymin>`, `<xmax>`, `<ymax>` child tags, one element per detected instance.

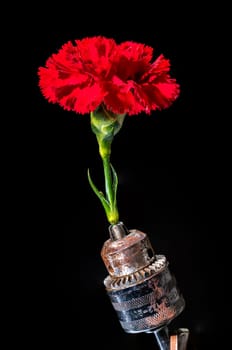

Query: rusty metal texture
<box><xmin>101</xmin><ymin>229</ymin><xmax>155</xmax><ymax>277</ymax></box>
<box><xmin>104</xmin><ymin>255</ymin><xmax>167</xmax><ymax>290</ymax></box>
<box><xmin>101</xmin><ymin>225</ymin><xmax>185</xmax><ymax>334</ymax></box>
<box><xmin>106</xmin><ymin>267</ymin><xmax>185</xmax><ymax>333</ymax></box>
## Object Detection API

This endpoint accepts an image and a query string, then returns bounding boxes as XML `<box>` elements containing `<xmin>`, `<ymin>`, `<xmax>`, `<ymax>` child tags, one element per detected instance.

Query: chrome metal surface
<box><xmin>154</xmin><ymin>326</ymin><xmax>170</xmax><ymax>350</ymax></box>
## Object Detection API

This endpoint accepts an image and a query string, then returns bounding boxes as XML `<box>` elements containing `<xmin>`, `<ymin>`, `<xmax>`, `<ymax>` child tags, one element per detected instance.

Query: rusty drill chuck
<box><xmin>101</xmin><ymin>222</ymin><xmax>185</xmax><ymax>334</ymax></box>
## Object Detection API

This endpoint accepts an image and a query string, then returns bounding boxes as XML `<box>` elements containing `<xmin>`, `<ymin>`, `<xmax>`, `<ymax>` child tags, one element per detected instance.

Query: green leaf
<box><xmin>110</xmin><ymin>163</ymin><xmax>118</xmax><ymax>207</ymax></box>
<box><xmin>87</xmin><ymin>169</ymin><xmax>111</xmax><ymax>214</ymax></box>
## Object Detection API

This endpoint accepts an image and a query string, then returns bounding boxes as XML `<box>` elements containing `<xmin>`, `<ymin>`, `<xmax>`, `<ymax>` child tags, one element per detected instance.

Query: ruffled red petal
<box><xmin>38</xmin><ymin>36</ymin><xmax>179</xmax><ymax>115</ymax></box>
<box><xmin>59</xmin><ymin>83</ymin><xmax>105</xmax><ymax>114</ymax></box>
<box><xmin>74</xmin><ymin>36</ymin><xmax>116</xmax><ymax>77</ymax></box>
<box><xmin>103</xmin><ymin>80</ymin><xmax>144</xmax><ymax>115</ymax></box>
<box><xmin>116</xmin><ymin>41</ymin><xmax>153</xmax><ymax>63</ymax></box>
<box><xmin>132</xmin><ymin>81</ymin><xmax>180</xmax><ymax>113</ymax></box>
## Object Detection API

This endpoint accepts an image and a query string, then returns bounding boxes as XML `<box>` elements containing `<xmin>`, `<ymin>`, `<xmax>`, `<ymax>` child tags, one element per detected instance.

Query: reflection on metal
<box><xmin>101</xmin><ymin>223</ymin><xmax>186</xmax><ymax>340</ymax></box>
<box><xmin>175</xmin><ymin>328</ymin><xmax>189</xmax><ymax>350</ymax></box>
<box><xmin>102</xmin><ymin>228</ymin><xmax>155</xmax><ymax>278</ymax></box>
<box><xmin>154</xmin><ymin>326</ymin><xmax>170</xmax><ymax>350</ymax></box>
<box><xmin>170</xmin><ymin>334</ymin><xmax>178</xmax><ymax>350</ymax></box>
<box><xmin>108</xmin><ymin>221</ymin><xmax>128</xmax><ymax>241</ymax></box>
<box><xmin>154</xmin><ymin>327</ymin><xmax>189</xmax><ymax>350</ymax></box>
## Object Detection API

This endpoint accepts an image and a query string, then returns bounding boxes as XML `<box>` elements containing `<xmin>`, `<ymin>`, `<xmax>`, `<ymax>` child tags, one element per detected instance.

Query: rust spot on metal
<box><xmin>101</xmin><ymin>223</ymin><xmax>185</xmax><ymax>334</ymax></box>
<box><xmin>101</xmin><ymin>229</ymin><xmax>155</xmax><ymax>277</ymax></box>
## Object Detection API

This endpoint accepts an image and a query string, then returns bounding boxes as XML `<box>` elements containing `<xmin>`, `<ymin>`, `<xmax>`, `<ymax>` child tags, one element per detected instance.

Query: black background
<box><xmin>31</xmin><ymin>3</ymin><xmax>229</xmax><ymax>349</ymax></box>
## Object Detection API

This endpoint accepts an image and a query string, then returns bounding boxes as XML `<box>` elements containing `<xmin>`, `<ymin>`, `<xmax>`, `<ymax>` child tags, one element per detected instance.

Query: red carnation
<box><xmin>38</xmin><ymin>36</ymin><xmax>179</xmax><ymax>115</ymax></box>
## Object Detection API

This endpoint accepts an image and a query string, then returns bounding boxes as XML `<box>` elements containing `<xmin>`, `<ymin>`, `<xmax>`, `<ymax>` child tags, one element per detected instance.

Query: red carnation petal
<box><xmin>103</xmin><ymin>80</ymin><xmax>144</xmax><ymax>115</ymax></box>
<box><xmin>59</xmin><ymin>83</ymin><xmax>105</xmax><ymax>114</ymax></box>
<box><xmin>38</xmin><ymin>64</ymin><xmax>89</xmax><ymax>104</ymax></box>
<box><xmin>38</xmin><ymin>36</ymin><xmax>180</xmax><ymax>115</ymax></box>
<box><xmin>38</xmin><ymin>37</ymin><xmax>117</xmax><ymax>112</ymax></box>
<box><xmin>112</xmin><ymin>41</ymin><xmax>153</xmax><ymax>82</ymax></box>
<box><xmin>133</xmin><ymin>81</ymin><xmax>180</xmax><ymax>112</ymax></box>
<box><xmin>141</xmin><ymin>54</ymin><xmax>171</xmax><ymax>83</ymax></box>
<box><xmin>38</xmin><ymin>66</ymin><xmax>59</xmax><ymax>103</ymax></box>
<box><xmin>116</xmin><ymin>41</ymin><xmax>153</xmax><ymax>63</ymax></box>
<box><xmin>75</xmin><ymin>36</ymin><xmax>116</xmax><ymax>77</ymax></box>
<box><xmin>155</xmin><ymin>81</ymin><xmax>180</xmax><ymax>102</ymax></box>
<box><xmin>38</xmin><ymin>41</ymin><xmax>90</xmax><ymax>105</ymax></box>
<box><xmin>45</xmin><ymin>41</ymin><xmax>88</xmax><ymax>82</ymax></box>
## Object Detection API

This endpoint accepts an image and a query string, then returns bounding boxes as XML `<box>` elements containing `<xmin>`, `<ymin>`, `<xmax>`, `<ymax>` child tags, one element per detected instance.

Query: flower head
<box><xmin>38</xmin><ymin>36</ymin><xmax>179</xmax><ymax>115</ymax></box>
<box><xmin>38</xmin><ymin>36</ymin><xmax>180</xmax><ymax>225</ymax></box>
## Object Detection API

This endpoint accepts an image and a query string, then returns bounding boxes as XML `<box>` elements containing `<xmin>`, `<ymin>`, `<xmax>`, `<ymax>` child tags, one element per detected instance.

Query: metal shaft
<box><xmin>154</xmin><ymin>326</ymin><xmax>170</xmax><ymax>350</ymax></box>
<box><xmin>153</xmin><ymin>327</ymin><xmax>190</xmax><ymax>350</ymax></box>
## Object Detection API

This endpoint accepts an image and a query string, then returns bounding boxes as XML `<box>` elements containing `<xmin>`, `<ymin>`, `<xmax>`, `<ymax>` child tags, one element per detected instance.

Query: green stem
<box><xmin>102</xmin><ymin>155</ymin><xmax>119</xmax><ymax>224</ymax></box>
<box><xmin>103</xmin><ymin>156</ymin><xmax>113</xmax><ymax>204</ymax></box>
<box><xmin>88</xmin><ymin>106</ymin><xmax>125</xmax><ymax>224</ymax></box>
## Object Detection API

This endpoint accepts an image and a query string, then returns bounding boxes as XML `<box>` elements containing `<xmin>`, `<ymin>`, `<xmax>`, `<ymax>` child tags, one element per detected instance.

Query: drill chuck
<box><xmin>101</xmin><ymin>223</ymin><xmax>185</xmax><ymax>334</ymax></box>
